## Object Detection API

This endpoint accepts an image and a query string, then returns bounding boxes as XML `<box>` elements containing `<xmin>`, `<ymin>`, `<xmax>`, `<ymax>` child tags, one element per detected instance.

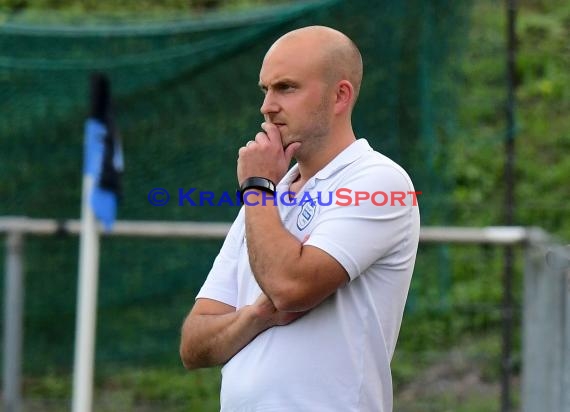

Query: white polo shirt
<box><xmin>196</xmin><ymin>139</ymin><xmax>420</xmax><ymax>412</ymax></box>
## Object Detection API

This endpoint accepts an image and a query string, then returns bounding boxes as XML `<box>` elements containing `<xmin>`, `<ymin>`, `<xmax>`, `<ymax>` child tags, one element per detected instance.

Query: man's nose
<box><xmin>260</xmin><ymin>91</ymin><xmax>279</xmax><ymax>115</ymax></box>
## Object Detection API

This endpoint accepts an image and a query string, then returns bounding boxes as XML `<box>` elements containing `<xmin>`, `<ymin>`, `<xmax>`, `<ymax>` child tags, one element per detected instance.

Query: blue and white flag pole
<box><xmin>72</xmin><ymin>74</ymin><xmax>121</xmax><ymax>412</ymax></box>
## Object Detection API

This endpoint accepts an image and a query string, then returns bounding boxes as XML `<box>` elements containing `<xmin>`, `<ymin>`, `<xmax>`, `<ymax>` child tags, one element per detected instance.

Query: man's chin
<box><xmin>283</xmin><ymin>140</ymin><xmax>299</xmax><ymax>150</ymax></box>
<box><xmin>282</xmin><ymin>133</ymin><xmax>298</xmax><ymax>148</ymax></box>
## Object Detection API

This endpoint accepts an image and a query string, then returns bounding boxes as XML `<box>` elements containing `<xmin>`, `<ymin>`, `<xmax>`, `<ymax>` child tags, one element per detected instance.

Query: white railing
<box><xmin>1</xmin><ymin>216</ymin><xmax>568</xmax><ymax>412</ymax></box>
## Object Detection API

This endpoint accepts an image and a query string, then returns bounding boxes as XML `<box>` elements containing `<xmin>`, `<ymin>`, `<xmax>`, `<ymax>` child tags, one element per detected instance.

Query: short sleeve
<box><xmin>195</xmin><ymin>209</ymin><xmax>245</xmax><ymax>307</ymax></box>
<box><xmin>304</xmin><ymin>164</ymin><xmax>419</xmax><ymax>280</ymax></box>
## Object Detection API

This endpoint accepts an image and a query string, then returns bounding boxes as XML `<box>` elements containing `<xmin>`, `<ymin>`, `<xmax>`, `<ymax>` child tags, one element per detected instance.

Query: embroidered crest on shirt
<box><xmin>297</xmin><ymin>199</ymin><xmax>318</xmax><ymax>231</ymax></box>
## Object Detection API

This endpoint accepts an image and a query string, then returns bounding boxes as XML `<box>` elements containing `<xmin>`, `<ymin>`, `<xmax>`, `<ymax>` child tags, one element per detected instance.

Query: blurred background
<box><xmin>0</xmin><ymin>0</ymin><xmax>569</xmax><ymax>411</ymax></box>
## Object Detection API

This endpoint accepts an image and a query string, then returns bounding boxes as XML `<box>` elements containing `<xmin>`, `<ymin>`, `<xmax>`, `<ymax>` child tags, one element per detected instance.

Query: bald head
<box><xmin>265</xmin><ymin>26</ymin><xmax>363</xmax><ymax>108</ymax></box>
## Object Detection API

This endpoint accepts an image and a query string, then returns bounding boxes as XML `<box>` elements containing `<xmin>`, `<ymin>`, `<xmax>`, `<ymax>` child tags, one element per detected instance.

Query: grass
<box><xmin>23</xmin><ymin>332</ymin><xmax>514</xmax><ymax>412</ymax></box>
<box><xmin>24</xmin><ymin>367</ymin><xmax>222</xmax><ymax>412</ymax></box>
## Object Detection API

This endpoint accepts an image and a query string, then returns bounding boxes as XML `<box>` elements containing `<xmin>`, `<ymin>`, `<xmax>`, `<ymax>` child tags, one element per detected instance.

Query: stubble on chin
<box><xmin>280</xmin><ymin>131</ymin><xmax>296</xmax><ymax>149</ymax></box>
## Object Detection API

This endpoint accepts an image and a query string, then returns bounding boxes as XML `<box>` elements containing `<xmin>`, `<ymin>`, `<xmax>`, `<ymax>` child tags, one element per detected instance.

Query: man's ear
<box><xmin>334</xmin><ymin>80</ymin><xmax>354</xmax><ymax>115</ymax></box>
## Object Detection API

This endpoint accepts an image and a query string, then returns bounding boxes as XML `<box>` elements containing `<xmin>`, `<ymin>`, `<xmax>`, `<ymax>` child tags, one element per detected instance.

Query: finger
<box><xmin>260</xmin><ymin>122</ymin><xmax>281</xmax><ymax>146</ymax></box>
<box><xmin>284</xmin><ymin>142</ymin><xmax>301</xmax><ymax>164</ymax></box>
<box><xmin>246</xmin><ymin>140</ymin><xmax>255</xmax><ymax>147</ymax></box>
<box><xmin>254</xmin><ymin>132</ymin><xmax>270</xmax><ymax>145</ymax></box>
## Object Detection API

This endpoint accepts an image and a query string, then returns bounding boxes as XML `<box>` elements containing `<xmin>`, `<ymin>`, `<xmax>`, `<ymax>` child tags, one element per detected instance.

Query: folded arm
<box><xmin>180</xmin><ymin>295</ymin><xmax>305</xmax><ymax>370</ymax></box>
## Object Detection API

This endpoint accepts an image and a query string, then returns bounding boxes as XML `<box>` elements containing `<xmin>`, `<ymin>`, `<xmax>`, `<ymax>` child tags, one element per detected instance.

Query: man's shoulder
<box><xmin>358</xmin><ymin>142</ymin><xmax>407</xmax><ymax>170</ymax></box>
<box><xmin>344</xmin><ymin>139</ymin><xmax>412</xmax><ymax>175</ymax></box>
<box><xmin>345</xmin><ymin>148</ymin><xmax>415</xmax><ymax>189</ymax></box>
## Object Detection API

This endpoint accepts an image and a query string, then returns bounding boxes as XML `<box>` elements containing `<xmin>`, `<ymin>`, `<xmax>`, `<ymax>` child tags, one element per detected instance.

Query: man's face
<box><xmin>258</xmin><ymin>40</ymin><xmax>334</xmax><ymax>153</ymax></box>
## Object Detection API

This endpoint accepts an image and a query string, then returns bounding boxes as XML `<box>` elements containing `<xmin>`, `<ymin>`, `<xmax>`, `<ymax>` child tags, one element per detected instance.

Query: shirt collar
<box><xmin>313</xmin><ymin>138</ymin><xmax>372</xmax><ymax>181</ymax></box>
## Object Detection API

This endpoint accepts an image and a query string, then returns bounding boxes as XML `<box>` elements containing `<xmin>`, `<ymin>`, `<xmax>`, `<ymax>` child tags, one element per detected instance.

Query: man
<box><xmin>180</xmin><ymin>25</ymin><xmax>420</xmax><ymax>412</ymax></box>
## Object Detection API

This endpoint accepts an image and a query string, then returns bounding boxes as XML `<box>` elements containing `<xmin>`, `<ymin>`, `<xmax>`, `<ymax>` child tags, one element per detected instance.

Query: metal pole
<box><xmin>71</xmin><ymin>175</ymin><xmax>100</xmax><ymax>412</ymax></box>
<box><xmin>502</xmin><ymin>0</ymin><xmax>517</xmax><ymax>411</ymax></box>
<box><xmin>2</xmin><ymin>232</ymin><xmax>24</xmax><ymax>412</ymax></box>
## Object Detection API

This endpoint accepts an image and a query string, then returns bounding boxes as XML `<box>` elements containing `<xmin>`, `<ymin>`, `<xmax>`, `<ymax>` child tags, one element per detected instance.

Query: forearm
<box><xmin>244</xmin><ymin>191</ymin><xmax>349</xmax><ymax>312</ymax></box>
<box><xmin>244</xmin><ymin>192</ymin><xmax>304</xmax><ymax>306</ymax></box>
<box><xmin>180</xmin><ymin>305</ymin><xmax>271</xmax><ymax>370</ymax></box>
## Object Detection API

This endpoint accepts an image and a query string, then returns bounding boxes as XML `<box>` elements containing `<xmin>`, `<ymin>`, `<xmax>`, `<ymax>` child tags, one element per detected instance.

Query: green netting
<box><xmin>0</xmin><ymin>0</ymin><xmax>470</xmax><ymax>374</ymax></box>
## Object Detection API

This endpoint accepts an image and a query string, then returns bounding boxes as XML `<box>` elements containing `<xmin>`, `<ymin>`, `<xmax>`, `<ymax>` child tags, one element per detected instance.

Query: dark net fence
<box><xmin>1</xmin><ymin>0</ymin><xmax>523</xmax><ymax>410</ymax></box>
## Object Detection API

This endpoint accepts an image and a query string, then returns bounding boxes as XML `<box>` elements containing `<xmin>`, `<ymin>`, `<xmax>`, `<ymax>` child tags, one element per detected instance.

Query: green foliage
<box><xmin>451</xmin><ymin>0</ymin><xmax>570</xmax><ymax>240</ymax></box>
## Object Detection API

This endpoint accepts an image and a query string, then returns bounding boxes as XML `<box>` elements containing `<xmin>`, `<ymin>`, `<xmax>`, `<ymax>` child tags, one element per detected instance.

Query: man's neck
<box><xmin>291</xmin><ymin>135</ymin><xmax>356</xmax><ymax>191</ymax></box>
<box><xmin>295</xmin><ymin>131</ymin><xmax>356</xmax><ymax>186</ymax></box>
